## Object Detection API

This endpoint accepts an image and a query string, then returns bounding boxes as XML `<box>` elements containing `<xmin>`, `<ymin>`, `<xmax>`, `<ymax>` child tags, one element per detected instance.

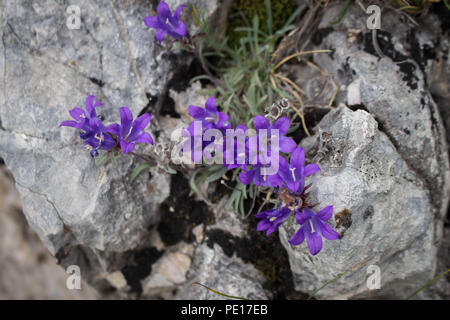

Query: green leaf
<box><xmin>330</xmin><ymin>0</ymin><xmax>352</xmax><ymax>25</ymax></box>
<box><xmin>239</xmin><ymin>193</ymin><xmax>245</xmax><ymax>215</ymax></box>
<box><xmin>130</xmin><ymin>163</ymin><xmax>151</xmax><ymax>183</ymax></box>
<box><xmin>283</xmin><ymin>4</ymin><xmax>306</xmax><ymax>29</ymax></box>
<box><xmin>96</xmin><ymin>152</ymin><xmax>108</xmax><ymax>166</ymax></box>
<box><xmin>286</xmin><ymin>122</ymin><xmax>300</xmax><ymax>135</ymax></box>
<box><xmin>206</xmin><ymin>167</ymin><xmax>228</xmax><ymax>183</ymax></box>
<box><xmin>226</xmin><ymin>188</ymin><xmax>241</xmax><ymax>210</ymax></box>
<box><xmin>166</xmin><ymin>166</ymin><xmax>177</xmax><ymax>174</ymax></box>
<box><xmin>444</xmin><ymin>0</ymin><xmax>450</xmax><ymax>10</ymax></box>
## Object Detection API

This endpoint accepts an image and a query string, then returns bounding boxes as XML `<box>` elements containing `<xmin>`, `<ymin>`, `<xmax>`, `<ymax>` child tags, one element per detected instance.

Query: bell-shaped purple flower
<box><xmin>144</xmin><ymin>1</ymin><xmax>188</xmax><ymax>42</ymax></box>
<box><xmin>255</xmin><ymin>205</ymin><xmax>291</xmax><ymax>235</ymax></box>
<box><xmin>106</xmin><ymin>107</ymin><xmax>153</xmax><ymax>154</ymax></box>
<box><xmin>252</xmin><ymin>115</ymin><xmax>297</xmax><ymax>154</ymax></box>
<box><xmin>188</xmin><ymin>97</ymin><xmax>232</xmax><ymax>132</ymax></box>
<box><xmin>278</xmin><ymin>147</ymin><xmax>320</xmax><ymax>193</ymax></box>
<box><xmin>288</xmin><ymin>206</ymin><xmax>340</xmax><ymax>255</ymax></box>
<box><xmin>60</xmin><ymin>95</ymin><xmax>101</xmax><ymax>129</ymax></box>
<box><xmin>60</xmin><ymin>95</ymin><xmax>116</xmax><ymax>157</ymax></box>
<box><xmin>238</xmin><ymin>116</ymin><xmax>297</xmax><ymax>186</ymax></box>
<box><xmin>238</xmin><ymin>159</ymin><xmax>284</xmax><ymax>188</ymax></box>
<box><xmin>80</xmin><ymin>118</ymin><xmax>117</xmax><ymax>157</ymax></box>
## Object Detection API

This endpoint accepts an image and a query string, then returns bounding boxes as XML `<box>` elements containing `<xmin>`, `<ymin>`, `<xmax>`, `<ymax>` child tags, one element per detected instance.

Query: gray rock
<box><xmin>280</xmin><ymin>105</ymin><xmax>448</xmax><ymax>299</ymax></box>
<box><xmin>312</xmin><ymin>5</ymin><xmax>449</xmax><ymax>220</ymax></box>
<box><xmin>0</xmin><ymin>0</ymin><xmax>221</xmax><ymax>254</ymax></box>
<box><xmin>177</xmin><ymin>242</ymin><xmax>271</xmax><ymax>300</ymax></box>
<box><xmin>142</xmin><ymin>242</ymin><xmax>194</xmax><ymax>297</ymax></box>
<box><xmin>0</xmin><ymin>166</ymin><xmax>98</xmax><ymax>299</ymax></box>
<box><xmin>278</xmin><ymin>3</ymin><xmax>449</xmax><ymax>299</ymax></box>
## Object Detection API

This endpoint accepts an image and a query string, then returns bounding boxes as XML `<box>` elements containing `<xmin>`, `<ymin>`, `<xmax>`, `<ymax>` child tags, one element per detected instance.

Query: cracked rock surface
<box><xmin>0</xmin><ymin>0</ymin><xmax>204</xmax><ymax>253</ymax></box>
<box><xmin>281</xmin><ymin>106</ymin><xmax>447</xmax><ymax>299</ymax></box>
<box><xmin>279</xmin><ymin>3</ymin><xmax>449</xmax><ymax>299</ymax></box>
<box><xmin>0</xmin><ymin>0</ymin><xmax>449</xmax><ymax>301</ymax></box>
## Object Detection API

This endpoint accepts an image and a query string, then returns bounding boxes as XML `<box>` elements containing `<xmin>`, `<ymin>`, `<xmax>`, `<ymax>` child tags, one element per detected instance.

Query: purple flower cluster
<box><xmin>60</xmin><ymin>95</ymin><xmax>153</xmax><ymax>157</ymax></box>
<box><xmin>60</xmin><ymin>1</ymin><xmax>339</xmax><ymax>257</ymax></box>
<box><xmin>183</xmin><ymin>97</ymin><xmax>339</xmax><ymax>255</ymax></box>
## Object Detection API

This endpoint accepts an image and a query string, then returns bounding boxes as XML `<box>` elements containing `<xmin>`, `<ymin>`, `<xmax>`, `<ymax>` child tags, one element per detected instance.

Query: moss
<box><xmin>226</xmin><ymin>0</ymin><xmax>297</xmax><ymax>48</ymax></box>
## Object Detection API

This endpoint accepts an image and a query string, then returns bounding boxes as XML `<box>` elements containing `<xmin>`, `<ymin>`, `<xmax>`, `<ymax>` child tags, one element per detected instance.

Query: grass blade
<box><xmin>406</xmin><ymin>268</ymin><xmax>450</xmax><ymax>300</ymax></box>
<box><xmin>193</xmin><ymin>283</ymin><xmax>248</xmax><ymax>300</ymax></box>
<box><xmin>130</xmin><ymin>163</ymin><xmax>150</xmax><ymax>183</ymax></box>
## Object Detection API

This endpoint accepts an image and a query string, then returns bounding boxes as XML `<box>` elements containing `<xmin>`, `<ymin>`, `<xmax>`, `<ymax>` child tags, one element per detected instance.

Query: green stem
<box><xmin>444</xmin><ymin>0</ymin><xmax>450</xmax><ymax>10</ymax></box>
<box><xmin>193</xmin><ymin>282</ymin><xmax>248</xmax><ymax>300</ymax></box>
<box><xmin>330</xmin><ymin>0</ymin><xmax>352</xmax><ymax>25</ymax></box>
<box><xmin>188</xmin><ymin>34</ymin><xmax>225</xmax><ymax>91</ymax></box>
<box><xmin>406</xmin><ymin>268</ymin><xmax>450</xmax><ymax>300</ymax></box>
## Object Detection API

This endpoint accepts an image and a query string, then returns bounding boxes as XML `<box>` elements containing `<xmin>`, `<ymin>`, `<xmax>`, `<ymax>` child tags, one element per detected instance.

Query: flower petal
<box><xmin>155</xmin><ymin>28</ymin><xmax>167</xmax><ymax>42</ymax></box>
<box><xmin>188</xmin><ymin>105</ymin><xmax>206</xmax><ymax>119</ymax></box>
<box><xmin>217</xmin><ymin>112</ymin><xmax>230</xmax><ymax>128</ymax></box>
<box><xmin>144</xmin><ymin>15</ymin><xmax>159</xmax><ymax>28</ymax></box>
<box><xmin>85</xmin><ymin>95</ymin><xmax>97</xmax><ymax>118</ymax></box>
<box><xmin>267</xmin><ymin>174</ymin><xmax>283</xmax><ymax>187</ymax></box>
<box><xmin>239</xmin><ymin>169</ymin><xmax>255</xmax><ymax>185</ymax></box>
<box><xmin>266</xmin><ymin>224</ymin><xmax>278</xmax><ymax>235</ymax></box>
<box><xmin>157</xmin><ymin>1</ymin><xmax>171</xmax><ymax>19</ymax></box>
<box><xmin>296</xmin><ymin>209</ymin><xmax>314</xmax><ymax>225</ymax></box>
<box><xmin>205</xmin><ymin>97</ymin><xmax>217</xmax><ymax>113</ymax></box>
<box><xmin>134</xmin><ymin>132</ymin><xmax>154</xmax><ymax>145</ymax></box>
<box><xmin>255</xmin><ymin>208</ymin><xmax>275</xmax><ymax>219</ymax></box>
<box><xmin>106</xmin><ymin>123</ymin><xmax>121</xmax><ymax>136</ymax></box>
<box><xmin>173</xmin><ymin>4</ymin><xmax>184</xmax><ymax>20</ymax></box>
<box><xmin>304</xmin><ymin>163</ymin><xmax>320</xmax><ymax>176</ymax></box>
<box><xmin>306</xmin><ymin>231</ymin><xmax>323</xmax><ymax>255</ymax></box>
<box><xmin>286</xmin><ymin>180</ymin><xmax>301</xmax><ymax>193</ymax></box>
<box><xmin>119</xmin><ymin>139</ymin><xmax>135</xmax><ymax>154</ymax></box>
<box><xmin>279</xmin><ymin>136</ymin><xmax>297</xmax><ymax>153</ymax></box>
<box><xmin>128</xmin><ymin>113</ymin><xmax>151</xmax><ymax>141</ymax></box>
<box><xmin>69</xmin><ymin>107</ymin><xmax>86</xmax><ymax>121</ymax></box>
<box><xmin>316</xmin><ymin>219</ymin><xmax>339</xmax><ymax>240</ymax></box>
<box><xmin>173</xmin><ymin>21</ymin><xmax>187</xmax><ymax>37</ymax></box>
<box><xmin>316</xmin><ymin>206</ymin><xmax>333</xmax><ymax>221</ymax></box>
<box><xmin>272</xmin><ymin>117</ymin><xmax>290</xmax><ymax>135</ymax></box>
<box><xmin>253</xmin><ymin>115</ymin><xmax>270</xmax><ymax>130</ymax></box>
<box><xmin>257</xmin><ymin>219</ymin><xmax>271</xmax><ymax>231</ymax></box>
<box><xmin>290</xmin><ymin>147</ymin><xmax>305</xmax><ymax>170</ymax></box>
<box><xmin>289</xmin><ymin>226</ymin><xmax>306</xmax><ymax>245</ymax></box>
<box><xmin>59</xmin><ymin>120</ymin><xmax>79</xmax><ymax>128</ymax></box>
<box><xmin>119</xmin><ymin>107</ymin><xmax>133</xmax><ymax>138</ymax></box>
<box><xmin>99</xmin><ymin>134</ymin><xmax>117</xmax><ymax>150</ymax></box>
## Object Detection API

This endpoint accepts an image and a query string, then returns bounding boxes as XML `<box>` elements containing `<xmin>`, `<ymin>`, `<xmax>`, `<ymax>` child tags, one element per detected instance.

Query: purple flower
<box><xmin>188</xmin><ymin>97</ymin><xmax>232</xmax><ymax>132</ymax></box>
<box><xmin>182</xmin><ymin>97</ymin><xmax>232</xmax><ymax>162</ymax></box>
<box><xmin>60</xmin><ymin>95</ymin><xmax>116</xmax><ymax>157</ymax></box>
<box><xmin>60</xmin><ymin>95</ymin><xmax>100</xmax><ymax>128</ymax></box>
<box><xmin>252</xmin><ymin>115</ymin><xmax>297</xmax><ymax>154</ymax></box>
<box><xmin>255</xmin><ymin>205</ymin><xmax>291</xmax><ymax>235</ymax></box>
<box><xmin>237</xmin><ymin>116</ymin><xmax>297</xmax><ymax>186</ymax></box>
<box><xmin>80</xmin><ymin>118</ymin><xmax>117</xmax><ymax>157</ymax></box>
<box><xmin>144</xmin><ymin>1</ymin><xmax>188</xmax><ymax>42</ymax></box>
<box><xmin>288</xmin><ymin>206</ymin><xmax>340</xmax><ymax>255</ymax></box>
<box><xmin>277</xmin><ymin>147</ymin><xmax>320</xmax><ymax>193</ymax></box>
<box><xmin>106</xmin><ymin>107</ymin><xmax>153</xmax><ymax>154</ymax></box>
<box><xmin>238</xmin><ymin>159</ymin><xmax>284</xmax><ymax>187</ymax></box>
